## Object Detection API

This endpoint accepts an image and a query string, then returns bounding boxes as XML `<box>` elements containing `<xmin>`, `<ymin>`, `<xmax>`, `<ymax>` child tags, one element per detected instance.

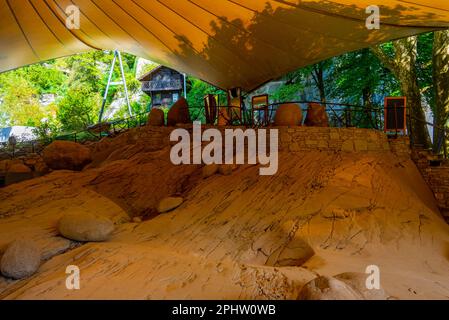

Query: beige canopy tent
<box><xmin>1</xmin><ymin>0</ymin><xmax>449</xmax><ymax>91</ymax></box>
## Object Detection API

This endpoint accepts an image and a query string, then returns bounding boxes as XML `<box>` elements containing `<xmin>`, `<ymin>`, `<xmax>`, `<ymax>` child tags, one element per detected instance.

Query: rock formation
<box><xmin>43</xmin><ymin>141</ymin><xmax>92</xmax><ymax>171</ymax></box>
<box><xmin>58</xmin><ymin>212</ymin><xmax>115</xmax><ymax>242</ymax></box>
<box><xmin>0</xmin><ymin>239</ymin><xmax>41</xmax><ymax>280</ymax></box>
<box><xmin>274</xmin><ymin>103</ymin><xmax>303</xmax><ymax>126</ymax></box>
<box><xmin>148</xmin><ymin>108</ymin><xmax>165</xmax><ymax>126</ymax></box>
<box><xmin>167</xmin><ymin>98</ymin><xmax>191</xmax><ymax>126</ymax></box>
<box><xmin>304</xmin><ymin>103</ymin><xmax>329</xmax><ymax>127</ymax></box>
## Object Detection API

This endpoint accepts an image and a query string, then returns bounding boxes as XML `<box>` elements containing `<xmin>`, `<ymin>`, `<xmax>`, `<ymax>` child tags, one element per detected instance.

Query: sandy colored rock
<box><xmin>167</xmin><ymin>98</ymin><xmax>191</xmax><ymax>126</ymax></box>
<box><xmin>304</xmin><ymin>103</ymin><xmax>329</xmax><ymax>127</ymax></box>
<box><xmin>274</xmin><ymin>103</ymin><xmax>303</xmax><ymax>126</ymax></box>
<box><xmin>202</xmin><ymin>164</ymin><xmax>218</xmax><ymax>178</ymax></box>
<box><xmin>0</xmin><ymin>126</ymin><xmax>449</xmax><ymax>300</ymax></box>
<box><xmin>58</xmin><ymin>212</ymin><xmax>115</xmax><ymax>242</ymax></box>
<box><xmin>0</xmin><ymin>239</ymin><xmax>41</xmax><ymax>280</ymax></box>
<box><xmin>43</xmin><ymin>140</ymin><xmax>92</xmax><ymax>171</ymax></box>
<box><xmin>298</xmin><ymin>276</ymin><xmax>364</xmax><ymax>300</ymax></box>
<box><xmin>157</xmin><ymin>197</ymin><xmax>183</xmax><ymax>213</ymax></box>
<box><xmin>335</xmin><ymin>272</ymin><xmax>389</xmax><ymax>300</ymax></box>
<box><xmin>266</xmin><ymin>237</ymin><xmax>315</xmax><ymax>267</ymax></box>
<box><xmin>148</xmin><ymin>108</ymin><xmax>165</xmax><ymax>126</ymax></box>
<box><xmin>5</xmin><ymin>163</ymin><xmax>33</xmax><ymax>185</ymax></box>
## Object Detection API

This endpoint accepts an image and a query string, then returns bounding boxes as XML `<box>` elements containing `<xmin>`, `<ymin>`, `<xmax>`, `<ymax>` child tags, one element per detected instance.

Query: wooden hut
<box><xmin>138</xmin><ymin>66</ymin><xmax>185</xmax><ymax>108</ymax></box>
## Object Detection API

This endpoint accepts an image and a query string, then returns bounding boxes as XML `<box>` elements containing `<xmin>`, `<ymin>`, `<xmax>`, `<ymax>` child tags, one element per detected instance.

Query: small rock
<box><xmin>334</xmin><ymin>272</ymin><xmax>389</xmax><ymax>300</ymax></box>
<box><xmin>132</xmin><ymin>217</ymin><xmax>142</xmax><ymax>223</ymax></box>
<box><xmin>157</xmin><ymin>197</ymin><xmax>183</xmax><ymax>213</ymax></box>
<box><xmin>58</xmin><ymin>212</ymin><xmax>115</xmax><ymax>242</ymax></box>
<box><xmin>298</xmin><ymin>275</ymin><xmax>364</xmax><ymax>300</ymax></box>
<box><xmin>202</xmin><ymin>164</ymin><xmax>218</xmax><ymax>178</ymax></box>
<box><xmin>0</xmin><ymin>239</ymin><xmax>41</xmax><ymax>280</ymax></box>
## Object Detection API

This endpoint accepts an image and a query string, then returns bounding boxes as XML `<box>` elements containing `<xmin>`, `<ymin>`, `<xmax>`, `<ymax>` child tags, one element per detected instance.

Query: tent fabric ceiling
<box><xmin>1</xmin><ymin>0</ymin><xmax>449</xmax><ymax>91</ymax></box>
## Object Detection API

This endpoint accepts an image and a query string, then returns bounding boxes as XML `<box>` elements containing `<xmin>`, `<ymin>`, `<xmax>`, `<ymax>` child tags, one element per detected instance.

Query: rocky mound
<box><xmin>0</xmin><ymin>125</ymin><xmax>448</xmax><ymax>299</ymax></box>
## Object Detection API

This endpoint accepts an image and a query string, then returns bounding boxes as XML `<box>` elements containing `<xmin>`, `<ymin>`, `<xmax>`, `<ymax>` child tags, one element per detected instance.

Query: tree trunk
<box><xmin>371</xmin><ymin>36</ymin><xmax>431</xmax><ymax>148</ymax></box>
<box><xmin>312</xmin><ymin>63</ymin><xmax>327</xmax><ymax>104</ymax></box>
<box><xmin>433</xmin><ymin>30</ymin><xmax>449</xmax><ymax>154</ymax></box>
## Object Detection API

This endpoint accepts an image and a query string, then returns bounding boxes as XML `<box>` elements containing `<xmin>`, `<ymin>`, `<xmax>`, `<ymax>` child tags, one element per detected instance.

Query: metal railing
<box><xmin>0</xmin><ymin>111</ymin><xmax>150</xmax><ymax>159</ymax></box>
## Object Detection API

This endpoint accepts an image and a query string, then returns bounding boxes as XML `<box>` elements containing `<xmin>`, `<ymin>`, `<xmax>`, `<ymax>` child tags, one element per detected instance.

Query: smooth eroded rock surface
<box><xmin>0</xmin><ymin>239</ymin><xmax>41</xmax><ymax>280</ymax></box>
<box><xmin>58</xmin><ymin>212</ymin><xmax>115</xmax><ymax>242</ymax></box>
<box><xmin>157</xmin><ymin>197</ymin><xmax>183</xmax><ymax>213</ymax></box>
<box><xmin>298</xmin><ymin>276</ymin><xmax>364</xmax><ymax>300</ymax></box>
<box><xmin>335</xmin><ymin>272</ymin><xmax>389</xmax><ymax>300</ymax></box>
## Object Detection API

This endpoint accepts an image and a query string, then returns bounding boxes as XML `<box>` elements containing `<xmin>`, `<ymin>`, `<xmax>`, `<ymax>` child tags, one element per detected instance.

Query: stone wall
<box><xmin>412</xmin><ymin>149</ymin><xmax>449</xmax><ymax>222</ymax></box>
<box><xmin>277</xmin><ymin>127</ymin><xmax>402</xmax><ymax>154</ymax></box>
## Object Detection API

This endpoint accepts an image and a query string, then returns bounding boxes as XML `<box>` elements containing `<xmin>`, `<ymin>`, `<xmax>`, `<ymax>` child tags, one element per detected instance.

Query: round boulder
<box><xmin>274</xmin><ymin>103</ymin><xmax>303</xmax><ymax>126</ymax></box>
<box><xmin>167</xmin><ymin>98</ymin><xmax>191</xmax><ymax>126</ymax></box>
<box><xmin>298</xmin><ymin>275</ymin><xmax>364</xmax><ymax>300</ymax></box>
<box><xmin>0</xmin><ymin>239</ymin><xmax>41</xmax><ymax>279</ymax></box>
<box><xmin>157</xmin><ymin>197</ymin><xmax>183</xmax><ymax>213</ymax></box>
<box><xmin>148</xmin><ymin>108</ymin><xmax>165</xmax><ymax>126</ymax></box>
<box><xmin>58</xmin><ymin>212</ymin><xmax>115</xmax><ymax>242</ymax></box>
<box><xmin>43</xmin><ymin>140</ymin><xmax>92</xmax><ymax>171</ymax></box>
<box><xmin>304</xmin><ymin>103</ymin><xmax>329</xmax><ymax>127</ymax></box>
<box><xmin>5</xmin><ymin>163</ymin><xmax>33</xmax><ymax>186</ymax></box>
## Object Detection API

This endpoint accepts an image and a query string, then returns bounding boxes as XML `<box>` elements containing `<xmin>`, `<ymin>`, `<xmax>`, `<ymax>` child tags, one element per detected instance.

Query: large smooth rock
<box><xmin>304</xmin><ymin>103</ymin><xmax>329</xmax><ymax>127</ymax></box>
<box><xmin>148</xmin><ymin>108</ymin><xmax>165</xmax><ymax>126</ymax></box>
<box><xmin>157</xmin><ymin>197</ymin><xmax>183</xmax><ymax>213</ymax></box>
<box><xmin>335</xmin><ymin>272</ymin><xmax>389</xmax><ymax>300</ymax></box>
<box><xmin>167</xmin><ymin>98</ymin><xmax>191</xmax><ymax>126</ymax></box>
<box><xmin>298</xmin><ymin>276</ymin><xmax>364</xmax><ymax>300</ymax></box>
<box><xmin>0</xmin><ymin>239</ymin><xmax>41</xmax><ymax>279</ymax></box>
<box><xmin>43</xmin><ymin>140</ymin><xmax>92</xmax><ymax>171</ymax></box>
<box><xmin>58</xmin><ymin>212</ymin><xmax>115</xmax><ymax>242</ymax></box>
<box><xmin>5</xmin><ymin>163</ymin><xmax>33</xmax><ymax>185</ymax></box>
<box><xmin>274</xmin><ymin>103</ymin><xmax>303</xmax><ymax>126</ymax></box>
